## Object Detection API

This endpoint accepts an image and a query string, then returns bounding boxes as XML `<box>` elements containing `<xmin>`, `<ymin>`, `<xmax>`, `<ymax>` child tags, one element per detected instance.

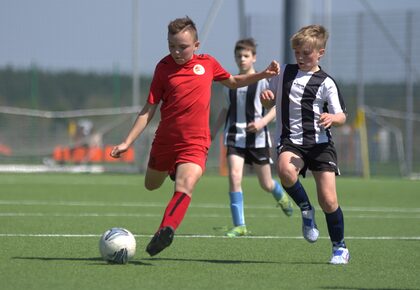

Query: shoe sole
<box><xmin>330</xmin><ymin>260</ymin><xmax>349</xmax><ymax>265</ymax></box>
<box><xmin>226</xmin><ymin>232</ymin><xmax>248</xmax><ymax>237</ymax></box>
<box><xmin>330</xmin><ymin>248</ymin><xmax>350</xmax><ymax>264</ymax></box>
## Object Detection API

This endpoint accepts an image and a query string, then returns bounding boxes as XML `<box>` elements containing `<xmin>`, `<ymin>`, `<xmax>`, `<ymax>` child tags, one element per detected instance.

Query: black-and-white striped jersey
<box><xmin>269</xmin><ymin>64</ymin><xmax>346</xmax><ymax>146</ymax></box>
<box><xmin>223</xmin><ymin>79</ymin><xmax>272</xmax><ymax>148</ymax></box>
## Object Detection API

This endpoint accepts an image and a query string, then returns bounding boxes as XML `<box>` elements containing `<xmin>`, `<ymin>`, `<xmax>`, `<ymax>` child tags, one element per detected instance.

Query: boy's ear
<box><xmin>194</xmin><ymin>41</ymin><xmax>200</xmax><ymax>50</ymax></box>
<box><xmin>318</xmin><ymin>48</ymin><xmax>325</xmax><ymax>58</ymax></box>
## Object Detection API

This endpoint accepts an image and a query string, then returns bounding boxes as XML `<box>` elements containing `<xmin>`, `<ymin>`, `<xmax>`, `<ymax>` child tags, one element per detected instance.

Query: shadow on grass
<box><xmin>12</xmin><ymin>256</ymin><xmax>152</xmax><ymax>266</ymax></box>
<box><xmin>143</xmin><ymin>257</ymin><xmax>326</xmax><ymax>265</ymax></box>
<box><xmin>12</xmin><ymin>256</ymin><xmax>327</xmax><ymax>266</ymax></box>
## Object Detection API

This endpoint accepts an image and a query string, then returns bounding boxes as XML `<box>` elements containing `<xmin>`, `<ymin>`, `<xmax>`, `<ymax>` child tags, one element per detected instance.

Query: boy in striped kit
<box><xmin>212</xmin><ymin>38</ymin><xmax>293</xmax><ymax>237</ymax></box>
<box><xmin>261</xmin><ymin>25</ymin><xmax>350</xmax><ymax>264</ymax></box>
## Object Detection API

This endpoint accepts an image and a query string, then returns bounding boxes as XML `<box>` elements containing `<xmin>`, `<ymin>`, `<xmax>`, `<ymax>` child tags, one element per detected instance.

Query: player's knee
<box><xmin>175</xmin><ymin>175</ymin><xmax>197</xmax><ymax>193</ymax></box>
<box><xmin>229</xmin><ymin>173</ymin><xmax>242</xmax><ymax>187</ymax></box>
<box><xmin>230</xmin><ymin>167</ymin><xmax>242</xmax><ymax>179</ymax></box>
<box><xmin>278</xmin><ymin>168</ymin><xmax>296</xmax><ymax>185</ymax></box>
<box><xmin>144</xmin><ymin>184</ymin><xmax>157</xmax><ymax>191</ymax></box>
<box><xmin>319</xmin><ymin>196</ymin><xmax>338</xmax><ymax>213</ymax></box>
<box><xmin>144</xmin><ymin>180</ymin><xmax>161</xmax><ymax>191</ymax></box>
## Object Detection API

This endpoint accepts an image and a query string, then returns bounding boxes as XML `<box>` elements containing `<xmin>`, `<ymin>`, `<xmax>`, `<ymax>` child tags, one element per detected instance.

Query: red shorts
<box><xmin>148</xmin><ymin>143</ymin><xmax>209</xmax><ymax>173</ymax></box>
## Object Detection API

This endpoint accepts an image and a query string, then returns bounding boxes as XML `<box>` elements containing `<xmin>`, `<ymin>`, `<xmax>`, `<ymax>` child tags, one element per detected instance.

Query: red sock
<box><xmin>159</xmin><ymin>191</ymin><xmax>191</xmax><ymax>231</ymax></box>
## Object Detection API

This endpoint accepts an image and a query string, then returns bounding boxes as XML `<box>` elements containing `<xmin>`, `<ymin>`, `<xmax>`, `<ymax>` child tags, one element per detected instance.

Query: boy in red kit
<box><xmin>110</xmin><ymin>16</ymin><xmax>279</xmax><ymax>257</ymax></box>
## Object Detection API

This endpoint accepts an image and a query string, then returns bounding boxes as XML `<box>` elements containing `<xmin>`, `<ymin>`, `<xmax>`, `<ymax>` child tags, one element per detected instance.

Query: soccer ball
<box><xmin>99</xmin><ymin>227</ymin><xmax>136</xmax><ymax>264</ymax></box>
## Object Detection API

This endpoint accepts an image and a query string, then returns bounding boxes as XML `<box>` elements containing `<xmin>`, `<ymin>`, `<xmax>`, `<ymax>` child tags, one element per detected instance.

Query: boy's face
<box><xmin>294</xmin><ymin>43</ymin><xmax>325</xmax><ymax>72</ymax></box>
<box><xmin>168</xmin><ymin>30</ymin><xmax>200</xmax><ymax>65</ymax></box>
<box><xmin>234</xmin><ymin>49</ymin><xmax>256</xmax><ymax>73</ymax></box>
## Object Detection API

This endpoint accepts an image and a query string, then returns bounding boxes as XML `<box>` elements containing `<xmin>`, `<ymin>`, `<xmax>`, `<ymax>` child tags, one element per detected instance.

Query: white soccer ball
<box><xmin>99</xmin><ymin>227</ymin><xmax>136</xmax><ymax>264</ymax></box>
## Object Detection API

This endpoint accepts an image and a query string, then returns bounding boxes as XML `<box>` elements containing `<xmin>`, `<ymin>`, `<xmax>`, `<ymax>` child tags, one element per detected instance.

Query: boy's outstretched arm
<box><xmin>110</xmin><ymin>102</ymin><xmax>158</xmax><ymax>158</ymax></box>
<box><xmin>220</xmin><ymin>60</ymin><xmax>279</xmax><ymax>89</ymax></box>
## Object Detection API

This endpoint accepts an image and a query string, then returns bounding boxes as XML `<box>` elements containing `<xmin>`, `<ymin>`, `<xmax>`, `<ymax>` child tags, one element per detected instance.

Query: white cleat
<box><xmin>329</xmin><ymin>247</ymin><xmax>350</xmax><ymax>265</ymax></box>
<box><xmin>301</xmin><ymin>209</ymin><xmax>319</xmax><ymax>243</ymax></box>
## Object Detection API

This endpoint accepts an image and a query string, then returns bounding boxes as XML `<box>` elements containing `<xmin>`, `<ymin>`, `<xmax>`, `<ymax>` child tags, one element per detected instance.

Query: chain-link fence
<box><xmin>245</xmin><ymin>8</ymin><xmax>420</xmax><ymax>177</ymax></box>
<box><xmin>1</xmin><ymin>6</ymin><xmax>419</xmax><ymax>177</ymax></box>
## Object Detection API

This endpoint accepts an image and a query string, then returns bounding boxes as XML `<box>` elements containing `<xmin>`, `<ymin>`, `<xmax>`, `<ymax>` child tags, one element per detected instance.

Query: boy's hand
<box><xmin>246</xmin><ymin>120</ymin><xmax>265</xmax><ymax>133</ymax></box>
<box><xmin>319</xmin><ymin>113</ymin><xmax>333</xmax><ymax>129</ymax></box>
<box><xmin>264</xmin><ymin>60</ymin><xmax>280</xmax><ymax>76</ymax></box>
<box><xmin>260</xmin><ymin>89</ymin><xmax>275</xmax><ymax>109</ymax></box>
<box><xmin>110</xmin><ymin>143</ymin><xmax>129</xmax><ymax>158</ymax></box>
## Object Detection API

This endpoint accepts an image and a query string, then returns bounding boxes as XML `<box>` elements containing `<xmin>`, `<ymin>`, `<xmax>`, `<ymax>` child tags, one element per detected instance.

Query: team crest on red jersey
<box><xmin>193</xmin><ymin>64</ymin><xmax>205</xmax><ymax>75</ymax></box>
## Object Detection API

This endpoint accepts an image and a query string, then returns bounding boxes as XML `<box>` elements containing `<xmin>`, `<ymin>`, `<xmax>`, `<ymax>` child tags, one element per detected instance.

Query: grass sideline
<box><xmin>0</xmin><ymin>173</ymin><xmax>419</xmax><ymax>290</ymax></box>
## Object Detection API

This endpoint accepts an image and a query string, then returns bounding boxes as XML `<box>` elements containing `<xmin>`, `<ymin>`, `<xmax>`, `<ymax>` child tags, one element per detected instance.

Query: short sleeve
<box><xmin>210</xmin><ymin>55</ymin><xmax>231</xmax><ymax>81</ymax></box>
<box><xmin>324</xmin><ymin>78</ymin><xmax>346</xmax><ymax>114</ymax></box>
<box><xmin>147</xmin><ymin>64</ymin><xmax>164</xmax><ymax>104</ymax></box>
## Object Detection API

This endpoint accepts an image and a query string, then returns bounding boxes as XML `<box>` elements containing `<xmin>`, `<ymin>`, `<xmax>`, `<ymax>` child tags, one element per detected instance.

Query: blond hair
<box><xmin>291</xmin><ymin>24</ymin><xmax>329</xmax><ymax>51</ymax></box>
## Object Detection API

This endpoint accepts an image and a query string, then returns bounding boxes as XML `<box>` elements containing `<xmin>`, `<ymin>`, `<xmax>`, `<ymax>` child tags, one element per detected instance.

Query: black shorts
<box><xmin>277</xmin><ymin>139</ymin><xmax>340</xmax><ymax>177</ymax></box>
<box><xmin>227</xmin><ymin>146</ymin><xmax>272</xmax><ymax>165</ymax></box>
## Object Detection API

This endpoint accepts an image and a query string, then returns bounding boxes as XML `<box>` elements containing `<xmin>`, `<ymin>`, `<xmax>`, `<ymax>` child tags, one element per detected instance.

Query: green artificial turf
<box><xmin>0</xmin><ymin>174</ymin><xmax>419</xmax><ymax>289</ymax></box>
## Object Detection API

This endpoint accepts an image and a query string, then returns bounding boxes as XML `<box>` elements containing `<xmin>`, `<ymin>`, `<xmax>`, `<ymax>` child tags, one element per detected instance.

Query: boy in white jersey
<box><xmin>212</xmin><ymin>38</ymin><xmax>293</xmax><ymax>237</ymax></box>
<box><xmin>261</xmin><ymin>25</ymin><xmax>350</xmax><ymax>264</ymax></box>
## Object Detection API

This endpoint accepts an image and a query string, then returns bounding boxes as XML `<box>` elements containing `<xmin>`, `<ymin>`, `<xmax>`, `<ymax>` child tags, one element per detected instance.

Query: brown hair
<box><xmin>168</xmin><ymin>16</ymin><xmax>198</xmax><ymax>41</ymax></box>
<box><xmin>234</xmin><ymin>38</ymin><xmax>257</xmax><ymax>55</ymax></box>
<box><xmin>291</xmin><ymin>24</ymin><xmax>329</xmax><ymax>51</ymax></box>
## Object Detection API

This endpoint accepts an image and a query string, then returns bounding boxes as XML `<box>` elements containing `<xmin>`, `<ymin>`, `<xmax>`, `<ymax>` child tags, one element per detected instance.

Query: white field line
<box><xmin>0</xmin><ymin>212</ymin><xmax>419</xmax><ymax>219</ymax></box>
<box><xmin>0</xmin><ymin>233</ymin><xmax>419</xmax><ymax>240</ymax></box>
<box><xmin>1</xmin><ymin>199</ymin><xmax>420</xmax><ymax>213</ymax></box>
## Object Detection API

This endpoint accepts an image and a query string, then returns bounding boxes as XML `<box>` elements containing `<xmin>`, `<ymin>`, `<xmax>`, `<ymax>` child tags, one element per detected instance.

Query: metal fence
<box><xmin>220</xmin><ymin>8</ymin><xmax>420</xmax><ymax>177</ymax></box>
<box><xmin>320</xmin><ymin>9</ymin><xmax>420</xmax><ymax>177</ymax></box>
<box><xmin>1</xmin><ymin>6</ymin><xmax>419</xmax><ymax>177</ymax></box>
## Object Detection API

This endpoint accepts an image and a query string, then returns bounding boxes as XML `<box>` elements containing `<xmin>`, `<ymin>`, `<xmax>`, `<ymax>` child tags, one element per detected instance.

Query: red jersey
<box><xmin>148</xmin><ymin>54</ymin><xmax>231</xmax><ymax>148</ymax></box>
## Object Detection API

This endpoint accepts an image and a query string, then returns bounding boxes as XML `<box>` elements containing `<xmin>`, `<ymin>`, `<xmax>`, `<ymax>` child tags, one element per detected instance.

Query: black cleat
<box><xmin>146</xmin><ymin>226</ymin><xmax>174</xmax><ymax>257</ymax></box>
